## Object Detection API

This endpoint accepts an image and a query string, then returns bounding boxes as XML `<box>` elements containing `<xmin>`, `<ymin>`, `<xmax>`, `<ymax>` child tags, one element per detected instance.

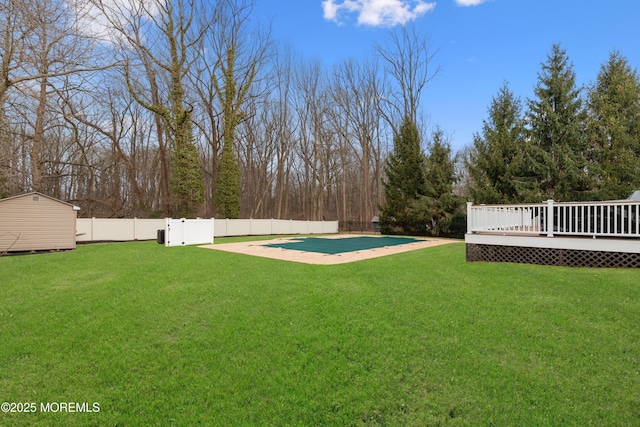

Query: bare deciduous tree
<box><xmin>92</xmin><ymin>0</ymin><xmax>210</xmax><ymax>217</ymax></box>
<box><xmin>375</xmin><ymin>25</ymin><xmax>440</xmax><ymax>130</ymax></box>
<box><xmin>332</xmin><ymin>57</ymin><xmax>384</xmax><ymax>223</ymax></box>
<box><xmin>208</xmin><ymin>0</ymin><xmax>272</xmax><ymax>218</ymax></box>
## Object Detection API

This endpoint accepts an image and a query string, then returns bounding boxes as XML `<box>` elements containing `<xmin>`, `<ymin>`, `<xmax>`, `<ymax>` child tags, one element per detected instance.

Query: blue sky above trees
<box><xmin>253</xmin><ymin>0</ymin><xmax>640</xmax><ymax>151</ymax></box>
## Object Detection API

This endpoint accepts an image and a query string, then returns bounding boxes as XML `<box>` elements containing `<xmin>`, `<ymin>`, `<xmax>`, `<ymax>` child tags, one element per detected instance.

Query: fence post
<box><xmin>546</xmin><ymin>199</ymin><xmax>555</xmax><ymax>237</ymax></box>
<box><xmin>466</xmin><ymin>202</ymin><xmax>473</xmax><ymax>234</ymax></box>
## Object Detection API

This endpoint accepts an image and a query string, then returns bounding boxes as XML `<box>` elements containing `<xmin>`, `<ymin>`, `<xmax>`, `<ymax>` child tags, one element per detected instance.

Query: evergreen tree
<box><xmin>413</xmin><ymin>128</ymin><xmax>462</xmax><ymax>236</ymax></box>
<box><xmin>587</xmin><ymin>51</ymin><xmax>640</xmax><ymax>200</ymax></box>
<box><xmin>379</xmin><ymin>118</ymin><xmax>428</xmax><ymax>235</ymax></box>
<box><xmin>526</xmin><ymin>44</ymin><xmax>590</xmax><ymax>201</ymax></box>
<box><xmin>467</xmin><ymin>82</ymin><xmax>527</xmax><ymax>203</ymax></box>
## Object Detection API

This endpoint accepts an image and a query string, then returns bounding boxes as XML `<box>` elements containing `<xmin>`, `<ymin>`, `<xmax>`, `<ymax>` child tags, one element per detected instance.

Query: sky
<box><xmin>252</xmin><ymin>0</ymin><xmax>640</xmax><ymax>152</ymax></box>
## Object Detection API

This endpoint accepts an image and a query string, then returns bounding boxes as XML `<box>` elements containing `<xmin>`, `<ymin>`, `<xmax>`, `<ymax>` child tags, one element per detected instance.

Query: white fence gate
<box><xmin>165</xmin><ymin>218</ymin><xmax>214</xmax><ymax>247</ymax></box>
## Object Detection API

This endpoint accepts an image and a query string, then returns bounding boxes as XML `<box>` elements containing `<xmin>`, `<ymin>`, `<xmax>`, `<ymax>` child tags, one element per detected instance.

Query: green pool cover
<box><xmin>264</xmin><ymin>236</ymin><xmax>422</xmax><ymax>255</ymax></box>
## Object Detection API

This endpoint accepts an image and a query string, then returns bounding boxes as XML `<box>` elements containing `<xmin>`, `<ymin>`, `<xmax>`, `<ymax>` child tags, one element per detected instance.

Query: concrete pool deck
<box><xmin>200</xmin><ymin>235</ymin><xmax>457</xmax><ymax>265</ymax></box>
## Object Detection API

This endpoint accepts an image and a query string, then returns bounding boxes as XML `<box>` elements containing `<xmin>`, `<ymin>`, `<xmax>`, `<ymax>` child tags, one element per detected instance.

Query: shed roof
<box><xmin>0</xmin><ymin>192</ymin><xmax>80</xmax><ymax>211</ymax></box>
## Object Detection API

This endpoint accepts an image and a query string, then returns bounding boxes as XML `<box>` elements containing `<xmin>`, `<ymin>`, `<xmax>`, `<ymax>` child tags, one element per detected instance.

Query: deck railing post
<box><xmin>546</xmin><ymin>199</ymin><xmax>554</xmax><ymax>237</ymax></box>
<box><xmin>467</xmin><ymin>202</ymin><xmax>473</xmax><ymax>233</ymax></box>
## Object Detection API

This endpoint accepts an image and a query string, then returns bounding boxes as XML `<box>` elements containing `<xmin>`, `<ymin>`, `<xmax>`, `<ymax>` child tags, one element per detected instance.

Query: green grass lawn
<box><xmin>1</xmin><ymin>238</ymin><xmax>639</xmax><ymax>426</ymax></box>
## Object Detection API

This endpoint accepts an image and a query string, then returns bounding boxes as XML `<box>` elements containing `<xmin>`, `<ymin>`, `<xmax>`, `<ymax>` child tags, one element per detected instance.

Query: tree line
<box><xmin>0</xmin><ymin>0</ymin><xmax>436</xmax><ymax>227</ymax></box>
<box><xmin>1</xmin><ymin>0</ymin><xmax>638</xmax><ymax>237</ymax></box>
<box><xmin>466</xmin><ymin>44</ymin><xmax>640</xmax><ymax>205</ymax></box>
<box><xmin>380</xmin><ymin>44</ymin><xmax>640</xmax><ymax>236</ymax></box>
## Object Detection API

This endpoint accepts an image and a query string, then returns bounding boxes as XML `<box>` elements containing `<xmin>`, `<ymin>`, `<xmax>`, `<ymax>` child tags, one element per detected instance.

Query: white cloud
<box><xmin>322</xmin><ymin>0</ymin><xmax>436</xmax><ymax>27</ymax></box>
<box><xmin>322</xmin><ymin>0</ymin><xmax>340</xmax><ymax>20</ymax></box>
<box><xmin>71</xmin><ymin>0</ymin><xmax>162</xmax><ymax>47</ymax></box>
<box><xmin>454</xmin><ymin>0</ymin><xmax>487</xmax><ymax>6</ymax></box>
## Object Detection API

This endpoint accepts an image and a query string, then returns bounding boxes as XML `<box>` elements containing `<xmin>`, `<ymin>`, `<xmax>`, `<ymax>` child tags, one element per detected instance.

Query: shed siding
<box><xmin>0</xmin><ymin>194</ymin><xmax>77</xmax><ymax>252</ymax></box>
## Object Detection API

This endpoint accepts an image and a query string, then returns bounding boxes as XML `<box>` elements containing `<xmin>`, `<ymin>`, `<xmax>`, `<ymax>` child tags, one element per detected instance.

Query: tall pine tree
<box><xmin>587</xmin><ymin>51</ymin><xmax>640</xmax><ymax>200</ymax></box>
<box><xmin>414</xmin><ymin>128</ymin><xmax>461</xmax><ymax>236</ymax></box>
<box><xmin>468</xmin><ymin>82</ymin><xmax>527</xmax><ymax>203</ymax></box>
<box><xmin>526</xmin><ymin>44</ymin><xmax>590</xmax><ymax>201</ymax></box>
<box><xmin>379</xmin><ymin>118</ymin><xmax>427</xmax><ymax>235</ymax></box>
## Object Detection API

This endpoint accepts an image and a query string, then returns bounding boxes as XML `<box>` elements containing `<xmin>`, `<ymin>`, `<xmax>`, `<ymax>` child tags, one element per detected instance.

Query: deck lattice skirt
<box><xmin>466</xmin><ymin>244</ymin><xmax>640</xmax><ymax>268</ymax></box>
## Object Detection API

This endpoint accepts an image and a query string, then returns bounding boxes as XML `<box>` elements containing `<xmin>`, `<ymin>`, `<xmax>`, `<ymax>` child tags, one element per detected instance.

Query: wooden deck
<box><xmin>465</xmin><ymin>200</ymin><xmax>640</xmax><ymax>267</ymax></box>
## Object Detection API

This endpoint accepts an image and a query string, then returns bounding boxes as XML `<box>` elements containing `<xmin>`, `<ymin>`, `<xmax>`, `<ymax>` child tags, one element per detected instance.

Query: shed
<box><xmin>0</xmin><ymin>192</ymin><xmax>80</xmax><ymax>253</ymax></box>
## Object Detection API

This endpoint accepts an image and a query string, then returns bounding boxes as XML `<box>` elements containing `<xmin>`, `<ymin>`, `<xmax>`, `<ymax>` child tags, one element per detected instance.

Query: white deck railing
<box><xmin>467</xmin><ymin>200</ymin><xmax>640</xmax><ymax>238</ymax></box>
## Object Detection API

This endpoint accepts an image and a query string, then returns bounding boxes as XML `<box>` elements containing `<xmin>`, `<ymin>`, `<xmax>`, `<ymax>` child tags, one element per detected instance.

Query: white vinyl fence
<box><xmin>76</xmin><ymin>218</ymin><xmax>165</xmax><ymax>242</ymax></box>
<box><xmin>214</xmin><ymin>218</ymin><xmax>338</xmax><ymax>237</ymax></box>
<box><xmin>77</xmin><ymin>218</ymin><xmax>339</xmax><ymax>243</ymax></box>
